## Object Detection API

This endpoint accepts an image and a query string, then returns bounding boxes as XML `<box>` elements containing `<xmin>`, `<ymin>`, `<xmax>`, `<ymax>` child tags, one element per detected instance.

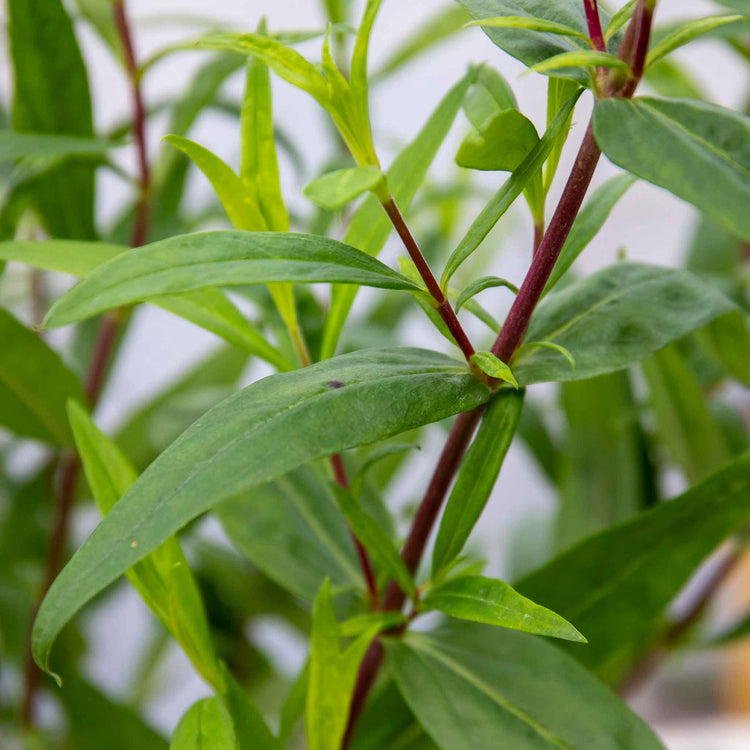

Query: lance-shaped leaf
<box><xmin>331</xmin><ymin>485</ymin><xmax>415</xmax><ymax>598</ymax></box>
<box><xmin>0</xmin><ymin>308</ymin><xmax>85</xmax><ymax>446</ymax></box>
<box><xmin>68</xmin><ymin>401</ymin><xmax>222</xmax><ymax>689</ymax></box>
<box><xmin>467</xmin><ymin>16</ymin><xmax>591</xmax><ymax>43</ymax></box>
<box><xmin>458</xmin><ymin>0</ymin><xmax>621</xmax><ymax>84</ymax></box>
<box><xmin>513</xmin><ymin>262</ymin><xmax>736</xmax><ymax>385</ymax></box>
<box><xmin>432</xmin><ymin>390</ymin><xmax>523</xmax><ymax>577</ymax></box>
<box><xmin>220</xmin><ymin>665</ymin><xmax>280</xmax><ymax>750</ymax></box>
<box><xmin>9</xmin><ymin>0</ymin><xmax>97</xmax><ymax>239</ymax></box>
<box><xmin>455</xmin><ymin>275</ymin><xmax>518</xmax><ymax>312</ymax></box>
<box><xmin>442</xmin><ymin>90</ymin><xmax>581</xmax><ymax>287</ymax></box>
<box><xmin>307</xmin><ymin>580</ymin><xmax>381</xmax><ymax>750</ymax></box>
<box><xmin>517</xmin><ymin>453</ymin><xmax>750</xmax><ymax>684</ymax></box>
<box><xmin>593</xmin><ymin>97</ymin><xmax>750</xmax><ymax>239</ymax></box>
<box><xmin>528</xmin><ymin>50</ymin><xmax>630</xmax><ymax>78</ymax></box>
<box><xmin>542</xmin><ymin>173</ymin><xmax>637</xmax><ymax>296</ymax></box>
<box><xmin>421</xmin><ymin>575</ymin><xmax>585</xmax><ymax>642</ymax></box>
<box><xmin>171</xmin><ymin>697</ymin><xmax>235</xmax><ymax>749</ymax></box>
<box><xmin>385</xmin><ymin>623</ymin><xmax>664</xmax><ymax>749</ymax></box>
<box><xmin>304</xmin><ymin>166</ymin><xmax>387</xmax><ymax>210</ymax></box>
<box><xmin>41</xmin><ymin>231</ymin><xmax>421</xmax><ymax>329</ymax></box>
<box><xmin>32</xmin><ymin>348</ymin><xmax>490</xmax><ymax>674</ymax></box>
<box><xmin>321</xmin><ymin>68</ymin><xmax>476</xmax><ymax>358</ymax></box>
<box><xmin>646</xmin><ymin>15</ymin><xmax>745</xmax><ymax>68</ymax></box>
<box><xmin>0</xmin><ymin>239</ymin><xmax>290</xmax><ymax>370</ymax></box>
<box><xmin>605</xmin><ymin>0</ymin><xmax>638</xmax><ymax>41</ymax></box>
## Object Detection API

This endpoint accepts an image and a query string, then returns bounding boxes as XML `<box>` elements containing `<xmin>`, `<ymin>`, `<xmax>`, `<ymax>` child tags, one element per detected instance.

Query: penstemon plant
<box><xmin>1</xmin><ymin>0</ymin><xmax>749</xmax><ymax>747</ymax></box>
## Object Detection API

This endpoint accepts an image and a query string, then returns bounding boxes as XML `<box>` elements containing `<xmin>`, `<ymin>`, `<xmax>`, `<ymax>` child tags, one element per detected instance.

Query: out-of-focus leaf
<box><xmin>442</xmin><ymin>90</ymin><xmax>581</xmax><ymax>287</ymax></box>
<box><xmin>0</xmin><ymin>132</ymin><xmax>119</xmax><ymax>162</ymax></box>
<box><xmin>115</xmin><ymin>346</ymin><xmax>248</xmax><ymax>470</ymax></box>
<box><xmin>170</xmin><ymin>697</ymin><xmax>234</xmax><ymax>749</ymax></box>
<box><xmin>646</xmin><ymin>15</ymin><xmax>745</xmax><ymax>68</ymax></box>
<box><xmin>421</xmin><ymin>575</ymin><xmax>585</xmax><ymax>642</ymax></box>
<box><xmin>644</xmin><ymin>58</ymin><xmax>707</xmax><ymax>100</ymax></box>
<box><xmin>303</xmin><ymin>166</ymin><xmax>386</xmax><ymax>210</ymax></box>
<box><xmin>463</xmin><ymin>65</ymin><xmax>517</xmax><ymax>130</ymax></box>
<box><xmin>698</xmin><ymin>311</ymin><xmax>750</xmax><ymax>386</ymax></box>
<box><xmin>543</xmin><ymin>174</ymin><xmax>637</xmax><ymax>295</ymax></box>
<box><xmin>555</xmin><ymin>371</ymin><xmax>653</xmax><ymax>551</ymax></box>
<box><xmin>642</xmin><ymin>344</ymin><xmax>731</xmax><ymax>482</ymax></box>
<box><xmin>385</xmin><ymin>622</ymin><xmax>663</xmax><ymax>749</ymax></box>
<box><xmin>42</xmin><ymin>231</ymin><xmax>420</xmax><ymax>329</ymax></box>
<box><xmin>69</xmin><ymin>401</ymin><xmax>222</xmax><ymax>689</ymax></box>
<box><xmin>543</xmin><ymin>76</ymin><xmax>580</xmax><ymax>191</ymax></box>
<box><xmin>432</xmin><ymin>390</ymin><xmax>523</xmax><ymax>577</ymax></box>
<box><xmin>220</xmin><ymin>665</ymin><xmax>280</xmax><ymax>750</ymax></box>
<box><xmin>9</xmin><ymin>0</ymin><xmax>97</xmax><ymax>239</ymax></box>
<box><xmin>0</xmin><ymin>308</ymin><xmax>85</xmax><ymax>445</ymax></box>
<box><xmin>217</xmin><ymin>466</ymin><xmax>363</xmax><ymax>601</ymax></box>
<box><xmin>31</xmin><ymin>348</ymin><xmax>491</xmax><ymax>675</ymax></box>
<box><xmin>517</xmin><ymin>453</ymin><xmax>750</xmax><ymax>683</ymax></box>
<box><xmin>307</xmin><ymin>580</ymin><xmax>380</xmax><ymax>750</ymax></box>
<box><xmin>513</xmin><ymin>263</ymin><xmax>736</xmax><ymax>385</ymax></box>
<box><xmin>321</xmin><ymin>68</ymin><xmax>476</xmax><ymax>358</ymax></box>
<box><xmin>73</xmin><ymin>0</ymin><xmax>122</xmax><ymax>60</ymax></box>
<box><xmin>374</xmin><ymin>6</ymin><xmax>470</xmax><ymax>80</ymax></box>
<box><xmin>60</xmin><ymin>673</ymin><xmax>167</xmax><ymax>750</ymax></box>
<box><xmin>593</xmin><ymin>97</ymin><xmax>750</xmax><ymax>238</ymax></box>
<box><xmin>456</xmin><ymin>110</ymin><xmax>539</xmax><ymax>172</ymax></box>
<box><xmin>516</xmin><ymin>400</ymin><xmax>561</xmax><ymax>485</ymax></box>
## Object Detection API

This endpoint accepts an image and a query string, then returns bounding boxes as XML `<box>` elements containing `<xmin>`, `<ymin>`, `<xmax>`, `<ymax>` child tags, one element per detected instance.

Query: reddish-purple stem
<box><xmin>584</xmin><ymin>0</ymin><xmax>606</xmax><ymax>52</ymax></box>
<box><xmin>381</xmin><ymin>197</ymin><xmax>475</xmax><ymax>362</ymax></box>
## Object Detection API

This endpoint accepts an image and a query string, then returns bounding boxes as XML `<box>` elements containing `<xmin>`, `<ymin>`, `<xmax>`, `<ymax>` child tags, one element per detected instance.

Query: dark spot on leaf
<box><xmin>326</xmin><ymin>380</ymin><xmax>345</xmax><ymax>389</ymax></box>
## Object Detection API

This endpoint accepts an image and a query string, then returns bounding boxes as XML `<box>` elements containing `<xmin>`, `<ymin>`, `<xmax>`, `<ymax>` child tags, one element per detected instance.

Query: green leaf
<box><xmin>518</xmin><ymin>454</ymin><xmax>750</xmax><ymax>683</ymax></box>
<box><xmin>543</xmin><ymin>76</ymin><xmax>580</xmax><ymax>192</ymax></box>
<box><xmin>542</xmin><ymin>174</ymin><xmax>637</xmax><ymax>296</ymax></box>
<box><xmin>68</xmin><ymin>401</ymin><xmax>222</xmax><ymax>689</ymax></box>
<box><xmin>0</xmin><ymin>131</ymin><xmax>119</xmax><ymax>162</ymax></box>
<box><xmin>385</xmin><ymin>622</ymin><xmax>664</xmax><ymax>749</ymax></box>
<box><xmin>163</xmin><ymin>135</ymin><xmax>267</xmax><ymax>230</ymax></box>
<box><xmin>421</xmin><ymin>575</ymin><xmax>585</xmax><ymax>642</ymax></box>
<box><xmin>331</xmin><ymin>484</ymin><xmax>415</xmax><ymax>598</ymax></box>
<box><xmin>699</xmin><ymin>311</ymin><xmax>750</xmax><ymax>386</ymax></box>
<box><xmin>41</xmin><ymin>231</ymin><xmax>421</xmax><ymax>330</ymax></box>
<box><xmin>0</xmin><ymin>238</ymin><xmax>291</xmax><ymax>370</ymax></box>
<box><xmin>463</xmin><ymin>65</ymin><xmax>518</xmax><ymax>130</ymax></box>
<box><xmin>529</xmin><ymin>50</ymin><xmax>631</xmax><ymax>77</ymax></box>
<box><xmin>72</xmin><ymin>0</ymin><xmax>122</xmax><ymax>61</ymax></box>
<box><xmin>240</xmin><ymin>39</ymin><xmax>289</xmax><ymax>232</ymax></box>
<box><xmin>216</xmin><ymin>467</ymin><xmax>363</xmax><ymax>600</ymax></box>
<box><xmin>9</xmin><ymin>0</ymin><xmax>96</xmax><ymax>239</ymax></box>
<box><xmin>459</xmin><ymin>0</ymin><xmax>621</xmax><ymax>84</ymax></box>
<box><xmin>442</xmin><ymin>89</ymin><xmax>581</xmax><ymax>287</ymax></box>
<box><xmin>304</xmin><ymin>166</ymin><xmax>387</xmax><ymax>210</ymax></box>
<box><xmin>646</xmin><ymin>15</ymin><xmax>745</xmax><ymax>68</ymax></box>
<box><xmin>604</xmin><ymin>0</ymin><xmax>638</xmax><ymax>42</ymax></box>
<box><xmin>0</xmin><ymin>308</ymin><xmax>85</xmax><ymax>446</ymax></box>
<box><xmin>432</xmin><ymin>390</ymin><xmax>524</xmax><ymax>577</ymax></box>
<box><xmin>642</xmin><ymin>344</ymin><xmax>731</xmax><ymax>482</ymax></box>
<box><xmin>220</xmin><ymin>664</ymin><xmax>280</xmax><ymax>750</ymax></box>
<box><xmin>32</xmin><ymin>348</ymin><xmax>490</xmax><ymax>673</ymax></box>
<box><xmin>456</xmin><ymin>110</ymin><xmax>539</xmax><ymax>172</ymax></box>
<box><xmin>467</xmin><ymin>15</ymin><xmax>591</xmax><ymax>43</ymax></box>
<box><xmin>339</xmin><ymin>611</ymin><xmax>408</xmax><ymax>637</ymax></box>
<box><xmin>350</xmin><ymin>0</ymin><xmax>383</xmax><ymax>156</ymax></box>
<box><xmin>321</xmin><ymin>68</ymin><xmax>475</xmax><ymax>358</ymax></box>
<box><xmin>470</xmin><ymin>352</ymin><xmax>519</xmax><ymax>388</ymax></box>
<box><xmin>554</xmin><ymin>372</ymin><xmax>654</xmax><ymax>551</ymax></box>
<box><xmin>455</xmin><ymin>276</ymin><xmax>518</xmax><ymax>312</ymax></box>
<box><xmin>307</xmin><ymin>580</ymin><xmax>381</xmax><ymax>750</ymax></box>
<box><xmin>513</xmin><ymin>262</ymin><xmax>736</xmax><ymax>385</ymax></box>
<box><xmin>171</xmin><ymin>697</ymin><xmax>235</xmax><ymax>749</ymax></box>
<box><xmin>516</xmin><ymin>341</ymin><xmax>575</xmax><ymax>370</ymax></box>
<box><xmin>593</xmin><ymin>97</ymin><xmax>750</xmax><ymax>239</ymax></box>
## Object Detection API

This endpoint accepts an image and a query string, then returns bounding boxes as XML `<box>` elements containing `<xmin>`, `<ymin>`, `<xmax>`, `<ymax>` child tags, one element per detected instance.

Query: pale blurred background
<box><xmin>1</xmin><ymin>1</ymin><xmax>749</xmax><ymax>746</ymax></box>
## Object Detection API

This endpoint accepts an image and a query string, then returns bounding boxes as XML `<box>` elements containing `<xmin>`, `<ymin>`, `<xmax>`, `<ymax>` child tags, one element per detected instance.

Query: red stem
<box><xmin>21</xmin><ymin>0</ymin><xmax>150</xmax><ymax>726</ymax></box>
<box><xmin>381</xmin><ymin>197</ymin><xmax>475</xmax><ymax>362</ymax></box>
<box><xmin>584</xmin><ymin>0</ymin><xmax>606</xmax><ymax>51</ymax></box>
